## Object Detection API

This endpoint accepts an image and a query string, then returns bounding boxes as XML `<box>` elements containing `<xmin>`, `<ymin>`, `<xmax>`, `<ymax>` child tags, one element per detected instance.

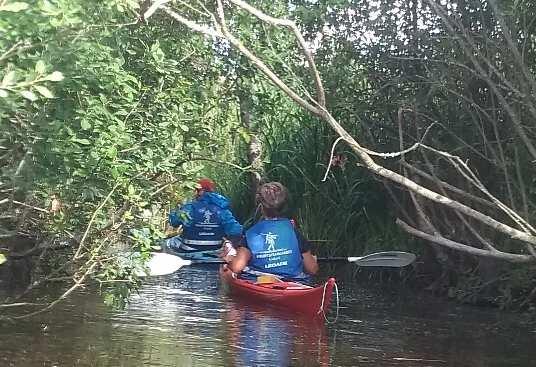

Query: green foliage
<box><xmin>0</xmin><ymin>0</ymin><xmax>244</xmax><ymax>309</ymax></box>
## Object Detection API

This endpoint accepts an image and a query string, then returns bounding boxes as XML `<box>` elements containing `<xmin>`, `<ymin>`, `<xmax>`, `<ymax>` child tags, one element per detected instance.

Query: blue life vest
<box><xmin>181</xmin><ymin>199</ymin><xmax>225</xmax><ymax>247</ymax></box>
<box><xmin>246</xmin><ymin>218</ymin><xmax>303</xmax><ymax>279</ymax></box>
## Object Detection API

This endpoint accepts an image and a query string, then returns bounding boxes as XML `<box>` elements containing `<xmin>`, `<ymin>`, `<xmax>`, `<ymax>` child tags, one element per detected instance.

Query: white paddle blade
<box><xmin>349</xmin><ymin>251</ymin><xmax>416</xmax><ymax>267</ymax></box>
<box><xmin>138</xmin><ymin>252</ymin><xmax>191</xmax><ymax>277</ymax></box>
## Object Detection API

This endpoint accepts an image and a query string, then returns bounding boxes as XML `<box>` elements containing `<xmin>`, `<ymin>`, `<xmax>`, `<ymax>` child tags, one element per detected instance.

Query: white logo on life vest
<box><xmin>265</xmin><ymin>261</ymin><xmax>287</xmax><ymax>269</ymax></box>
<box><xmin>261</xmin><ymin>232</ymin><xmax>278</xmax><ymax>251</ymax></box>
<box><xmin>201</xmin><ymin>209</ymin><xmax>213</xmax><ymax>224</ymax></box>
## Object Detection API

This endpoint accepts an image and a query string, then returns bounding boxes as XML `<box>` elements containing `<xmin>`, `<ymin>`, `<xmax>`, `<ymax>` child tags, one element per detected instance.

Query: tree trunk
<box><xmin>238</xmin><ymin>89</ymin><xmax>264</xmax><ymax>198</ymax></box>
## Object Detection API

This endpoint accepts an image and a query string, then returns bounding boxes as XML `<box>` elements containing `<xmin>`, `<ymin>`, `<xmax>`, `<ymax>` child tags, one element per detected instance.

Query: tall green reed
<box><xmin>214</xmin><ymin>113</ymin><xmax>414</xmax><ymax>257</ymax></box>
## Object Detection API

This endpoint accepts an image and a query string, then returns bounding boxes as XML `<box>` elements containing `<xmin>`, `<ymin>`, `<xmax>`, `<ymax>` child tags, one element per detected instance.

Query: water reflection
<box><xmin>222</xmin><ymin>299</ymin><xmax>330</xmax><ymax>367</ymax></box>
<box><xmin>1</xmin><ymin>265</ymin><xmax>536</xmax><ymax>366</ymax></box>
<box><xmin>104</xmin><ymin>264</ymin><xmax>227</xmax><ymax>366</ymax></box>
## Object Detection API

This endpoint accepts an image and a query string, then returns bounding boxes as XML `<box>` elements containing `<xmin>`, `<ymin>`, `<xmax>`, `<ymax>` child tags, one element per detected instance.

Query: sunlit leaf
<box><xmin>126</xmin><ymin>0</ymin><xmax>140</xmax><ymax>10</ymax></box>
<box><xmin>0</xmin><ymin>2</ymin><xmax>29</xmax><ymax>12</ymax></box>
<box><xmin>150</xmin><ymin>41</ymin><xmax>165</xmax><ymax>63</ymax></box>
<box><xmin>35</xmin><ymin>60</ymin><xmax>46</xmax><ymax>74</ymax></box>
<box><xmin>0</xmin><ymin>254</ymin><xmax>6</xmax><ymax>265</ymax></box>
<box><xmin>111</xmin><ymin>167</ymin><xmax>119</xmax><ymax>179</ymax></box>
<box><xmin>20</xmin><ymin>90</ymin><xmax>38</xmax><ymax>101</ymax></box>
<box><xmin>2</xmin><ymin>70</ymin><xmax>16</xmax><ymax>87</ymax></box>
<box><xmin>74</xmin><ymin>138</ymin><xmax>91</xmax><ymax>145</ymax></box>
<box><xmin>0</xmin><ymin>89</ymin><xmax>8</xmax><ymax>98</ymax></box>
<box><xmin>44</xmin><ymin>71</ymin><xmax>64</xmax><ymax>82</ymax></box>
<box><xmin>34</xmin><ymin>85</ymin><xmax>54</xmax><ymax>98</ymax></box>
<box><xmin>80</xmin><ymin>119</ymin><xmax>91</xmax><ymax>130</ymax></box>
<box><xmin>40</xmin><ymin>0</ymin><xmax>58</xmax><ymax>14</ymax></box>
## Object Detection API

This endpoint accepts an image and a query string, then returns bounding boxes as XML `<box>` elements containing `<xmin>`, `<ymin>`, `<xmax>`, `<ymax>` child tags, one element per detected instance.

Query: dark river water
<box><xmin>1</xmin><ymin>264</ymin><xmax>535</xmax><ymax>366</ymax></box>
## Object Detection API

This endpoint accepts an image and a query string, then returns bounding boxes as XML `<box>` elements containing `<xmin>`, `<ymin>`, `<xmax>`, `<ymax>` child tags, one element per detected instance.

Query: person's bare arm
<box><xmin>228</xmin><ymin>247</ymin><xmax>252</xmax><ymax>273</ymax></box>
<box><xmin>302</xmin><ymin>251</ymin><xmax>319</xmax><ymax>275</ymax></box>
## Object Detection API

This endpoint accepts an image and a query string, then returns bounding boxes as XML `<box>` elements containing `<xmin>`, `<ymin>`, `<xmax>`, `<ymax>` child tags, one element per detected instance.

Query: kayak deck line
<box><xmin>318</xmin><ymin>279</ymin><xmax>339</xmax><ymax>323</ymax></box>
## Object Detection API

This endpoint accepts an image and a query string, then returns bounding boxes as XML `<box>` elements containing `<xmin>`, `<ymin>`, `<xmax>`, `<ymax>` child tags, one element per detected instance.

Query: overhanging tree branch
<box><xmin>228</xmin><ymin>0</ymin><xmax>326</xmax><ymax>107</ymax></box>
<box><xmin>145</xmin><ymin>0</ymin><xmax>536</xmax><ymax>261</ymax></box>
<box><xmin>397</xmin><ymin>219</ymin><xmax>534</xmax><ymax>263</ymax></box>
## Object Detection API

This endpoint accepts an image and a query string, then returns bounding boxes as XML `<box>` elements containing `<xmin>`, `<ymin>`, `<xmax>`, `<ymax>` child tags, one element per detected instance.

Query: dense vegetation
<box><xmin>1</xmin><ymin>0</ymin><xmax>536</xmax><ymax>317</ymax></box>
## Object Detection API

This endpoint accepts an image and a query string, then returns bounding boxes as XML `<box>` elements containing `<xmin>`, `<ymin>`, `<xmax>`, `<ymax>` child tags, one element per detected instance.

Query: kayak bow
<box><xmin>220</xmin><ymin>267</ymin><xmax>336</xmax><ymax>319</ymax></box>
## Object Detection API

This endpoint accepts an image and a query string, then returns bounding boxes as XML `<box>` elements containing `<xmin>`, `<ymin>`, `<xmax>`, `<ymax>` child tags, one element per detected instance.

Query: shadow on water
<box><xmin>1</xmin><ymin>264</ymin><xmax>536</xmax><ymax>366</ymax></box>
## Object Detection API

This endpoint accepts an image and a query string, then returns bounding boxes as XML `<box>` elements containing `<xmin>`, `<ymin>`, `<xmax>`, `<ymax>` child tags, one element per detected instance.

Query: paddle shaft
<box><xmin>143</xmin><ymin>250</ymin><xmax>416</xmax><ymax>276</ymax></box>
<box><xmin>189</xmin><ymin>259</ymin><xmax>224</xmax><ymax>265</ymax></box>
<box><xmin>186</xmin><ymin>257</ymin><xmax>360</xmax><ymax>264</ymax></box>
<box><xmin>176</xmin><ymin>254</ymin><xmax>413</xmax><ymax>265</ymax></box>
<box><xmin>318</xmin><ymin>257</ymin><xmax>354</xmax><ymax>262</ymax></box>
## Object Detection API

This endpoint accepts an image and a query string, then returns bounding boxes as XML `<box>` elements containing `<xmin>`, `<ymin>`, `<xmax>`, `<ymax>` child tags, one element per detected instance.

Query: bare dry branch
<box><xmin>397</xmin><ymin>218</ymin><xmax>534</xmax><ymax>263</ymax></box>
<box><xmin>228</xmin><ymin>0</ymin><xmax>326</xmax><ymax>107</ymax></box>
<box><xmin>9</xmin><ymin>261</ymin><xmax>98</xmax><ymax>320</ymax></box>
<box><xmin>0</xmin><ymin>302</ymin><xmax>45</xmax><ymax>309</ymax></box>
<box><xmin>401</xmin><ymin>162</ymin><xmax>496</xmax><ymax>209</ymax></box>
<box><xmin>426</xmin><ymin>0</ymin><xmax>536</xmax><ymax>160</ymax></box>
<box><xmin>322</xmin><ymin>137</ymin><xmax>344</xmax><ymax>182</ymax></box>
<box><xmin>143</xmin><ymin>0</ymin><xmax>171</xmax><ymax>20</ymax></box>
<box><xmin>216</xmin><ymin>0</ymin><xmax>323</xmax><ymax>116</ymax></box>
<box><xmin>73</xmin><ymin>181</ymin><xmax>122</xmax><ymax>260</ymax></box>
<box><xmin>162</xmin><ymin>6</ymin><xmax>222</xmax><ymax>38</ymax></box>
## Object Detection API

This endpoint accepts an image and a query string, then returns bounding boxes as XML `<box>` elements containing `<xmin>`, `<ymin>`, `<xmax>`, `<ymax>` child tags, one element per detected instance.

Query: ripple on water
<box><xmin>1</xmin><ymin>266</ymin><xmax>536</xmax><ymax>367</ymax></box>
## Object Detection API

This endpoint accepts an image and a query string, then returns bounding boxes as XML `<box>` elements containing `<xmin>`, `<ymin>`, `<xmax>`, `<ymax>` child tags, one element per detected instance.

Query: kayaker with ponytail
<box><xmin>223</xmin><ymin>182</ymin><xmax>318</xmax><ymax>280</ymax></box>
<box><xmin>167</xmin><ymin>178</ymin><xmax>243</xmax><ymax>254</ymax></box>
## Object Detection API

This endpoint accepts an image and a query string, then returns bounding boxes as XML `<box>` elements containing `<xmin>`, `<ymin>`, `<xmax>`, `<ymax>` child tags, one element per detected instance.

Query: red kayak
<box><xmin>220</xmin><ymin>266</ymin><xmax>336</xmax><ymax>319</ymax></box>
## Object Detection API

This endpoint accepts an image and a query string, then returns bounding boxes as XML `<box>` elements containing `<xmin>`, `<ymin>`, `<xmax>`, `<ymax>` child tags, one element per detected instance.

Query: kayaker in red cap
<box><xmin>196</xmin><ymin>178</ymin><xmax>216</xmax><ymax>192</ymax></box>
<box><xmin>167</xmin><ymin>178</ymin><xmax>243</xmax><ymax>253</ymax></box>
<box><xmin>223</xmin><ymin>182</ymin><xmax>318</xmax><ymax>280</ymax></box>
